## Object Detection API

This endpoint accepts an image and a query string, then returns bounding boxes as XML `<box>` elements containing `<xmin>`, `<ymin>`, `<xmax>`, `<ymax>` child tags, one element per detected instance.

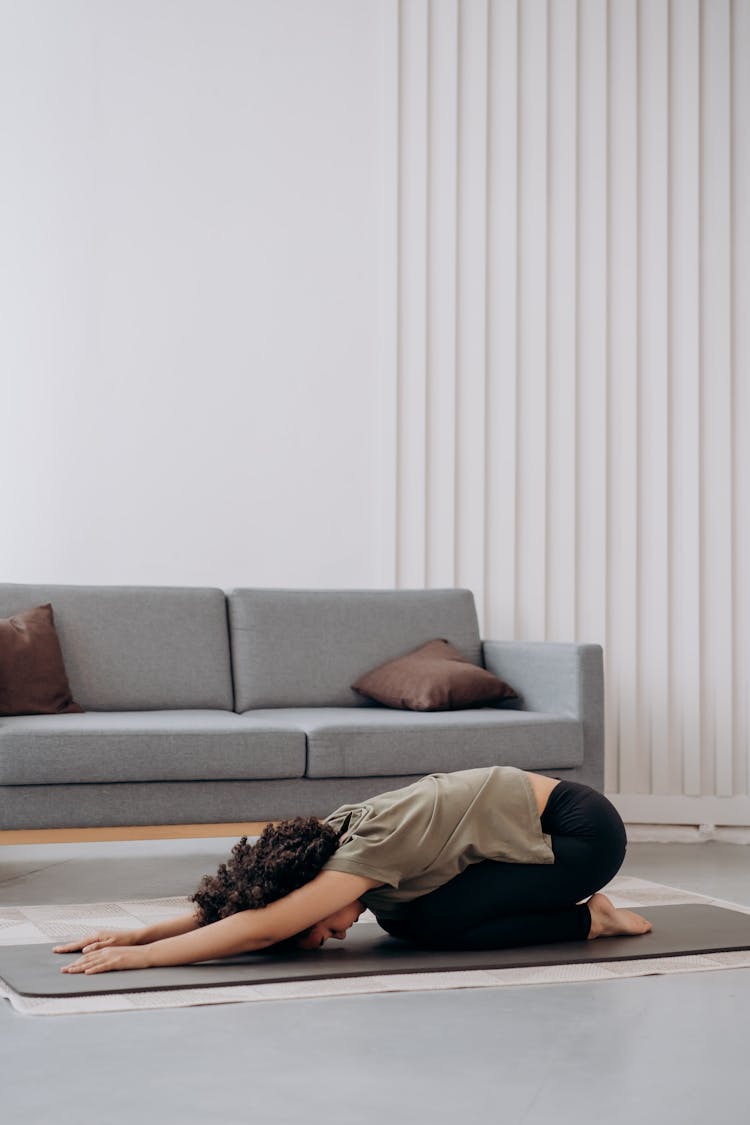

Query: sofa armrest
<box><xmin>482</xmin><ymin>641</ymin><xmax>604</xmax><ymax>789</ymax></box>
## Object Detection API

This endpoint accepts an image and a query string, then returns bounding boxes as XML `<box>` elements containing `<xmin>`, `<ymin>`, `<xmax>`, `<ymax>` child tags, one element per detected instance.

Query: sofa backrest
<box><xmin>0</xmin><ymin>584</ymin><xmax>233</xmax><ymax>711</ymax></box>
<box><xmin>227</xmin><ymin>588</ymin><xmax>482</xmax><ymax>710</ymax></box>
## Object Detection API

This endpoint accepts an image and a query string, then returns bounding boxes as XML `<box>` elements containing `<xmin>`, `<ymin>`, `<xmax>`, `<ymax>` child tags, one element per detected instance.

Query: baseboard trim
<box><xmin>607</xmin><ymin>793</ymin><xmax>750</xmax><ymax>828</ymax></box>
<box><xmin>625</xmin><ymin>824</ymin><xmax>750</xmax><ymax>844</ymax></box>
<box><xmin>0</xmin><ymin>823</ymin><xmax>273</xmax><ymax>845</ymax></box>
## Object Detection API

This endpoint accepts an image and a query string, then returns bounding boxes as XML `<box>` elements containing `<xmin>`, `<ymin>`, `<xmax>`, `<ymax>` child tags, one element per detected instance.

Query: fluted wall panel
<box><xmin>382</xmin><ymin>0</ymin><xmax>749</xmax><ymax>821</ymax></box>
<box><xmin>426</xmin><ymin>0</ymin><xmax>459</xmax><ymax>591</ymax></box>
<box><xmin>734</xmin><ymin>0</ymin><xmax>750</xmax><ymax>804</ymax></box>
<box><xmin>485</xmin><ymin>0</ymin><xmax>520</xmax><ymax>641</ymax></box>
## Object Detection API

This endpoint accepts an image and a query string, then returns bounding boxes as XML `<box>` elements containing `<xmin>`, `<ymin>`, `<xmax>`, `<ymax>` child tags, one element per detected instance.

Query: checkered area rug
<box><xmin>1</xmin><ymin>875</ymin><xmax>749</xmax><ymax>1017</ymax></box>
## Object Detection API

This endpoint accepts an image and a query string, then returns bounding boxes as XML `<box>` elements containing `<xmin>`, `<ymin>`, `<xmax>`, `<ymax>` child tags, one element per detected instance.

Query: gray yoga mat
<box><xmin>2</xmin><ymin>904</ymin><xmax>749</xmax><ymax>997</ymax></box>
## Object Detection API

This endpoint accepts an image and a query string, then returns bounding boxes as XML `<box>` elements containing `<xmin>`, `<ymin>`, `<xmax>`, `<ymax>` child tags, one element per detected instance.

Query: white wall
<box><xmin>2</xmin><ymin>0</ymin><xmax>749</xmax><ymax>822</ymax></box>
<box><xmin>1</xmin><ymin>0</ymin><xmax>385</xmax><ymax>588</ymax></box>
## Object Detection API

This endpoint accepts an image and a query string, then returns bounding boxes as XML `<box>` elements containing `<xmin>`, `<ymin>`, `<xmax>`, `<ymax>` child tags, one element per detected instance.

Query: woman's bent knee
<box><xmin>545</xmin><ymin>785</ymin><xmax>627</xmax><ymax>891</ymax></box>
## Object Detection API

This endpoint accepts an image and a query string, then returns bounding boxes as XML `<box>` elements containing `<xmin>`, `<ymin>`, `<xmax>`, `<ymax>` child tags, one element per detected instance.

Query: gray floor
<box><xmin>1</xmin><ymin>838</ymin><xmax>749</xmax><ymax>1125</ymax></box>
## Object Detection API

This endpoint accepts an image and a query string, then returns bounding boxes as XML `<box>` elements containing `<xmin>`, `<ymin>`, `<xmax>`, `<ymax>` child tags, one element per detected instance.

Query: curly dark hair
<box><xmin>189</xmin><ymin>816</ymin><xmax>341</xmax><ymax>935</ymax></box>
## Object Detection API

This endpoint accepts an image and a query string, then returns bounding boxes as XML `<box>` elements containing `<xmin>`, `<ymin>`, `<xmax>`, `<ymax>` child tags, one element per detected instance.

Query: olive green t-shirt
<box><xmin>321</xmin><ymin>766</ymin><xmax>555</xmax><ymax>921</ymax></box>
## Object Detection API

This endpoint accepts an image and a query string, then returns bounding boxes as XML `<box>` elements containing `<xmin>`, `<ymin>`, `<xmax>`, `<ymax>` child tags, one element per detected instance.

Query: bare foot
<box><xmin>586</xmin><ymin>892</ymin><xmax>653</xmax><ymax>940</ymax></box>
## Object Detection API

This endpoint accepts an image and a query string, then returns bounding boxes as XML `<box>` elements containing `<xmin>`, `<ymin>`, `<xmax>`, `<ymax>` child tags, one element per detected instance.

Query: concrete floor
<box><xmin>1</xmin><ymin>838</ymin><xmax>749</xmax><ymax>1125</ymax></box>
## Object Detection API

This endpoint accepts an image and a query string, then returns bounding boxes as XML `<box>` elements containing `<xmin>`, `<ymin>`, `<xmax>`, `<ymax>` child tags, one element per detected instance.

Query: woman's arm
<box><xmin>54</xmin><ymin>909</ymin><xmax>201</xmax><ymax>955</ymax></box>
<box><xmin>61</xmin><ymin>871</ymin><xmax>380</xmax><ymax>974</ymax></box>
<box><xmin>137</xmin><ymin>910</ymin><xmax>202</xmax><ymax>944</ymax></box>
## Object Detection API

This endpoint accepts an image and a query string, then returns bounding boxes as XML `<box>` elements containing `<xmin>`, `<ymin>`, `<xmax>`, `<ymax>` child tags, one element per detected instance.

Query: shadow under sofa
<box><xmin>0</xmin><ymin>585</ymin><xmax>604</xmax><ymax>832</ymax></box>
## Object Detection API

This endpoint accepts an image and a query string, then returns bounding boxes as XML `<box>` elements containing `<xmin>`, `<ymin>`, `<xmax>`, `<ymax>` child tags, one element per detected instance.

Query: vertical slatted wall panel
<box><xmin>701</xmin><ymin>0</ymin><xmax>734</xmax><ymax>797</ymax></box>
<box><xmin>384</xmin><ymin>0</ymin><xmax>749</xmax><ymax>813</ymax></box>
<box><xmin>576</xmin><ymin>0</ymin><xmax>611</xmax><ymax>785</ymax></box>
<box><xmin>454</xmin><ymin>0</ymin><xmax>489</xmax><ymax>624</ymax></box>
<box><xmin>378</xmin><ymin>0</ymin><xmax>400</xmax><ymax>588</ymax></box>
<box><xmin>426</xmin><ymin>0</ymin><xmax>458</xmax><ymax>589</ymax></box>
<box><xmin>639</xmin><ymin>0</ymin><xmax>671</xmax><ymax>794</ymax></box>
<box><xmin>669</xmin><ymin>0</ymin><xmax>702</xmax><ymax>798</ymax></box>
<box><xmin>734</xmin><ymin>0</ymin><xmax>750</xmax><ymax>799</ymax></box>
<box><xmin>485</xmin><ymin>0</ymin><xmax>519</xmax><ymax>640</ymax></box>
<box><xmin>608</xmin><ymin>0</ymin><xmax>640</xmax><ymax>792</ymax></box>
<box><xmin>515</xmin><ymin>0</ymin><xmax>548</xmax><ymax>640</ymax></box>
<box><xmin>546</xmin><ymin>0</ymin><xmax>578</xmax><ymax>644</ymax></box>
<box><xmin>397</xmin><ymin>0</ymin><xmax>429</xmax><ymax>587</ymax></box>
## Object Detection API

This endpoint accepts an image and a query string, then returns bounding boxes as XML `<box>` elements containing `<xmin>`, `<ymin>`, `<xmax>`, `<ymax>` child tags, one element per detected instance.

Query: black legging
<box><xmin>376</xmin><ymin>779</ymin><xmax>628</xmax><ymax>950</ymax></box>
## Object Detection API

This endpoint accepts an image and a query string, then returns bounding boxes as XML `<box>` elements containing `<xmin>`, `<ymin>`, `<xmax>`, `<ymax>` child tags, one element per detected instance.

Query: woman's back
<box><xmin>321</xmin><ymin>766</ymin><xmax>555</xmax><ymax>920</ymax></box>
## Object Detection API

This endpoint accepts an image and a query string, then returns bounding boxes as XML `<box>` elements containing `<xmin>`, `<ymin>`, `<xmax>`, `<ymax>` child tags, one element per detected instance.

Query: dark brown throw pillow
<box><xmin>0</xmin><ymin>603</ymin><xmax>84</xmax><ymax>716</ymax></box>
<box><xmin>351</xmin><ymin>638</ymin><xmax>519</xmax><ymax>712</ymax></box>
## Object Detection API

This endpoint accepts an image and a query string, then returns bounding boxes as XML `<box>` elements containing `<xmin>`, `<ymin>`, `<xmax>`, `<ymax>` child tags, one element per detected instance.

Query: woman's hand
<box><xmin>53</xmin><ymin>930</ymin><xmax>142</xmax><ymax>955</ymax></box>
<box><xmin>60</xmin><ymin>944</ymin><xmax>153</xmax><ymax>975</ymax></box>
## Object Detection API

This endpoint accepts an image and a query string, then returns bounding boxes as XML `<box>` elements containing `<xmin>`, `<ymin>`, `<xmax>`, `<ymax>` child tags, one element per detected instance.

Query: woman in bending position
<box><xmin>56</xmin><ymin>767</ymin><xmax>651</xmax><ymax>975</ymax></box>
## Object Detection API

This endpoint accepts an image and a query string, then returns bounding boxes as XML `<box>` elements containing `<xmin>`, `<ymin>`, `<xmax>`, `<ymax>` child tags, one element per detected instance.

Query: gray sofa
<box><xmin>0</xmin><ymin>585</ymin><xmax>604</xmax><ymax>831</ymax></box>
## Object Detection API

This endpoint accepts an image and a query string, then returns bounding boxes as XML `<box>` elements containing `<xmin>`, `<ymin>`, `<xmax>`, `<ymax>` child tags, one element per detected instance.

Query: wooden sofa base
<box><xmin>0</xmin><ymin>822</ymin><xmax>274</xmax><ymax>845</ymax></box>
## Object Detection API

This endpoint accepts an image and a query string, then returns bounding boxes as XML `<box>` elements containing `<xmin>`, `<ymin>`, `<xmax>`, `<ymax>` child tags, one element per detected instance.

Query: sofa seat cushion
<box><xmin>0</xmin><ymin>711</ymin><xmax>305</xmax><ymax>785</ymax></box>
<box><xmin>245</xmin><ymin>707</ymin><xmax>584</xmax><ymax>779</ymax></box>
